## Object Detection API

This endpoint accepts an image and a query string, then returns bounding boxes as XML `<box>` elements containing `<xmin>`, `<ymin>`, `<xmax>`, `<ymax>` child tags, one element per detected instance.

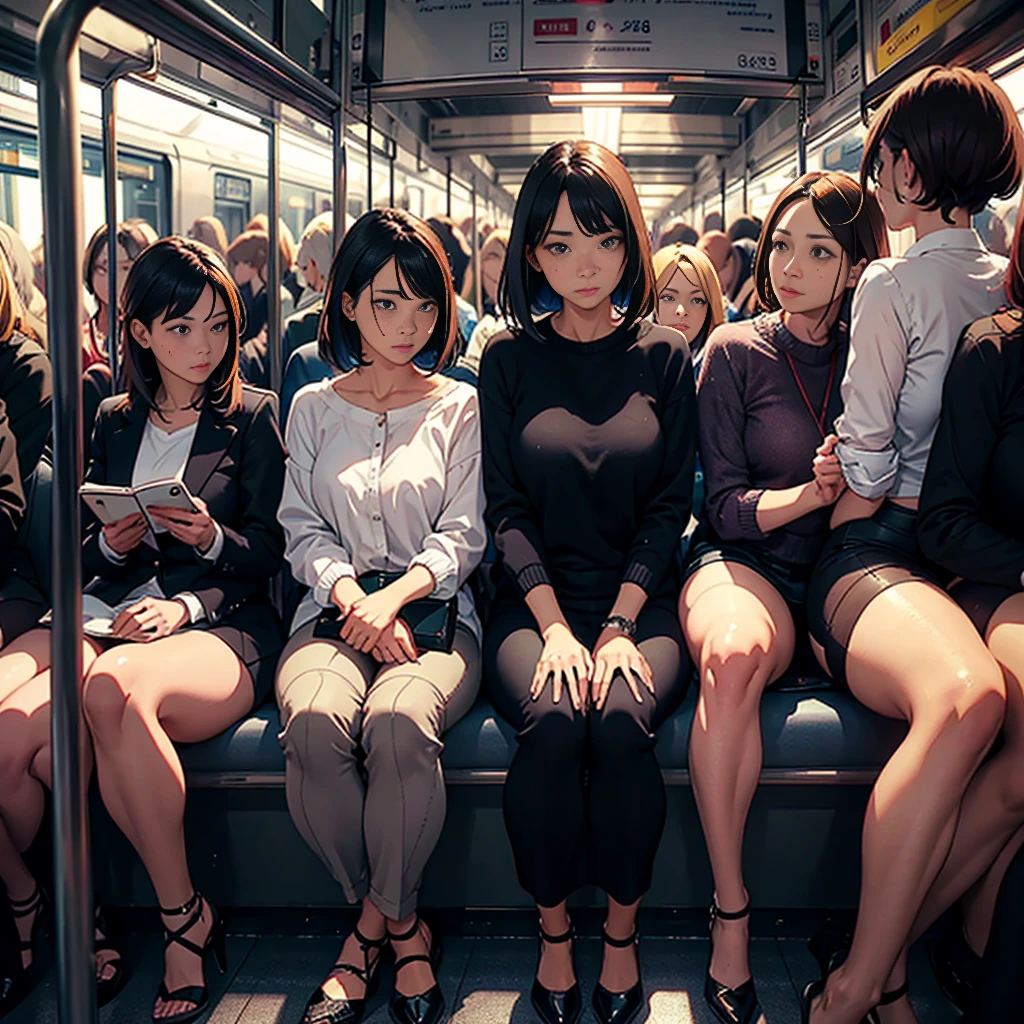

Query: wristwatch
<box><xmin>600</xmin><ymin>614</ymin><xmax>637</xmax><ymax>638</ymax></box>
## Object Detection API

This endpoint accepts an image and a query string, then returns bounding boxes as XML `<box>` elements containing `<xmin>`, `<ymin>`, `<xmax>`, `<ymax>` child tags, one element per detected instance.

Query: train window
<box><xmin>281</xmin><ymin>181</ymin><xmax>317</xmax><ymax>241</ymax></box>
<box><xmin>214</xmin><ymin>172</ymin><xmax>253</xmax><ymax>242</ymax></box>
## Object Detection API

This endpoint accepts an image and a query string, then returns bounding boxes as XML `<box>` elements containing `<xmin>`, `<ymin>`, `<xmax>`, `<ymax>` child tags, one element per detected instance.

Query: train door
<box><xmin>214</xmin><ymin>171</ymin><xmax>252</xmax><ymax>242</ymax></box>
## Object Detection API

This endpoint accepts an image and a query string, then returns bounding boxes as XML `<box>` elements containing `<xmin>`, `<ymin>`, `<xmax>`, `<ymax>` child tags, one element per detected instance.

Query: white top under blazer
<box><xmin>279</xmin><ymin>376</ymin><xmax>487</xmax><ymax>642</ymax></box>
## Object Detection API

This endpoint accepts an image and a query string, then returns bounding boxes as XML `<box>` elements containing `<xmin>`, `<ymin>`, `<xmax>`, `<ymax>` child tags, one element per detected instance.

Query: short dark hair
<box><xmin>863</xmin><ymin>65</ymin><xmax>1024</xmax><ymax>224</ymax></box>
<box><xmin>83</xmin><ymin>220</ymin><xmax>157</xmax><ymax>299</ymax></box>
<box><xmin>427</xmin><ymin>215</ymin><xmax>471</xmax><ymax>294</ymax></box>
<box><xmin>500</xmin><ymin>140</ymin><xmax>655</xmax><ymax>341</ymax></box>
<box><xmin>658</xmin><ymin>217</ymin><xmax>699</xmax><ymax>248</ymax></box>
<box><xmin>755</xmin><ymin>171</ymin><xmax>890</xmax><ymax>314</ymax></box>
<box><xmin>729</xmin><ymin>214</ymin><xmax>763</xmax><ymax>242</ymax></box>
<box><xmin>319</xmin><ymin>208</ymin><xmax>458</xmax><ymax>373</ymax></box>
<box><xmin>121</xmin><ymin>237</ymin><xmax>243</xmax><ymax>418</ymax></box>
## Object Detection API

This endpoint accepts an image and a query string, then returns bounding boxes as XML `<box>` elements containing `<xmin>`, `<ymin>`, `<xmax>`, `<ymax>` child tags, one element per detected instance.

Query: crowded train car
<box><xmin>0</xmin><ymin>0</ymin><xmax>1023</xmax><ymax>1021</ymax></box>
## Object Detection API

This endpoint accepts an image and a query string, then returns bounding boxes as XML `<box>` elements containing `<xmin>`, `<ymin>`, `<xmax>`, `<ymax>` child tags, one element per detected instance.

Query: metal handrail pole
<box><xmin>267</xmin><ymin>118</ymin><xmax>282</xmax><ymax>394</ymax></box>
<box><xmin>333</xmin><ymin>104</ymin><xmax>347</xmax><ymax>252</ymax></box>
<box><xmin>37</xmin><ymin>2</ymin><xmax>101</xmax><ymax>1022</ymax></box>
<box><xmin>471</xmin><ymin>175</ymin><xmax>480</xmax><ymax>319</ymax></box>
<box><xmin>102</xmin><ymin>79</ymin><xmax>119</xmax><ymax>384</ymax></box>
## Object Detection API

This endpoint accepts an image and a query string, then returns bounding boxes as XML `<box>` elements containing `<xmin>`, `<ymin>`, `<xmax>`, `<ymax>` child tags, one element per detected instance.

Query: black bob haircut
<box><xmin>319</xmin><ymin>208</ymin><xmax>458</xmax><ymax>372</ymax></box>
<box><xmin>121</xmin><ymin>236</ymin><xmax>243</xmax><ymax>418</ymax></box>
<box><xmin>500</xmin><ymin>139</ymin><xmax>655</xmax><ymax>342</ymax></box>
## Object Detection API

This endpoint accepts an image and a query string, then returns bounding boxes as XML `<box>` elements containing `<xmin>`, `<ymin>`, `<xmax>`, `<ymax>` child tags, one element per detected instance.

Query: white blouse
<box><xmin>835</xmin><ymin>228</ymin><xmax>1008</xmax><ymax>500</ymax></box>
<box><xmin>279</xmin><ymin>377</ymin><xmax>487</xmax><ymax>641</ymax></box>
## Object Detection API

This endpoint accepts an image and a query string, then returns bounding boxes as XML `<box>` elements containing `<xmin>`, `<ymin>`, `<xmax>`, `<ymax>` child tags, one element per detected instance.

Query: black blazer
<box><xmin>82</xmin><ymin>385</ymin><xmax>286</xmax><ymax>624</ymax></box>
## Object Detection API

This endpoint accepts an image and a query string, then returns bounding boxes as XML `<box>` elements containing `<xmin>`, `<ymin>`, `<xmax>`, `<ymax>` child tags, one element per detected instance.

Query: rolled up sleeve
<box><xmin>834</xmin><ymin>265</ymin><xmax>909</xmax><ymax>499</ymax></box>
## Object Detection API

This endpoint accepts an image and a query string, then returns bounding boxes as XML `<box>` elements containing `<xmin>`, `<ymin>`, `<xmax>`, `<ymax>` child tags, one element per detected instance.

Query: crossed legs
<box><xmin>680</xmin><ymin>561</ymin><xmax>796</xmax><ymax>993</ymax></box>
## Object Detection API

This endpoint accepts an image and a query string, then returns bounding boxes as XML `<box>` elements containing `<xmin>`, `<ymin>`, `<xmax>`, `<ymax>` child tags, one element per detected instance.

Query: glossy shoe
<box><xmin>387</xmin><ymin>917</ymin><xmax>445</xmax><ymax>1024</ymax></box>
<box><xmin>152</xmin><ymin>891</ymin><xmax>227</xmax><ymax>1024</ymax></box>
<box><xmin>801</xmin><ymin>980</ymin><xmax>825</xmax><ymax>1024</ymax></box>
<box><xmin>302</xmin><ymin>925</ymin><xmax>389</xmax><ymax>1024</ymax></box>
<box><xmin>529</xmin><ymin>922</ymin><xmax>582</xmax><ymax>1024</ymax></box>
<box><xmin>705</xmin><ymin>900</ymin><xmax>762</xmax><ymax>1024</ymax></box>
<box><xmin>592</xmin><ymin>928</ymin><xmax>644</xmax><ymax>1024</ymax></box>
<box><xmin>0</xmin><ymin>885</ymin><xmax>48</xmax><ymax>1019</ymax></box>
<box><xmin>927</xmin><ymin>911</ymin><xmax>979</xmax><ymax>1013</ymax></box>
<box><xmin>866</xmin><ymin>982</ymin><xmax>909</xmax><ymax>1024</ymax></box>
<box><xmin>808</xmin><ymin>921</ymin><xmax>852</xmax><ymax>980</ymax></box>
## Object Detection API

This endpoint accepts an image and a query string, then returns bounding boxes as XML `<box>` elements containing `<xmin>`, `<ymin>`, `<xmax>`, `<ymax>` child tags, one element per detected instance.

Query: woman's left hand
<box><xmin>341</xmin><ymin>589</ymin><xmax>403</xmax><ymax>653</ymax></box>
<box><xmin>591</xmin><ymin>629</ymin><xmax>654</xmax><ymax>710</ymax></box>
<box><xmin>146</xmin><ymin>498</ymin><xmax>218</xmax><ymax>553</ymax></box>
<box><xmin>111</xmin><ymin>597</ymin><xmax>189</xmax><ymax>642</ymax></box>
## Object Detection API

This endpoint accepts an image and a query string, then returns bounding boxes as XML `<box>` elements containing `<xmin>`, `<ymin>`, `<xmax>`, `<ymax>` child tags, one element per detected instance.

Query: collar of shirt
<box><xmin>904</xmin><ymin>227</ymin><xmax>986</xmax><ymax>259</ymax></box>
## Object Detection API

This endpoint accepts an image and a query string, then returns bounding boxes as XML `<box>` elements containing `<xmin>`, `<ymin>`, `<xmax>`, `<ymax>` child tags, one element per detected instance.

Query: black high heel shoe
<box><xmin>152</xmin><ymin>891</ymin><xmax>227</xmax><ymax>1024</ymax></box>
<box><xmin>866</xmin><ymin>982</ymin><xmax>909</xmax><ymax>1024</ymax></box>
<box><xmin>387</xmin><ymin>917</ymin><xmax>445</xmax><ymax>1024</ymax></box>
<box><xmin>800</xmin><ymin>980</ymin><xmax>825</xmax><ymax>1024</ymax></box>
<box><xmin>301</xmin><ymin>925</ymin><xmax>389</xmax><ymax>1024</ymax></box>
<box><xmin>530</xmin><ymin>922</ymin><xmax>582</xmax><ymax>1024</ymax></box>
<box><xmin>0</xmin><ymin>885</ymin><xmax>48</xmax><ymax>1018</ymax></box>
<box><xmin>592</xmin><ymin>928</ymin><xmax>644</xmax><ymax>1024</ymax></box>
<box><xmin>705</xmin><ymin>899</ymin><xmax>762</xmax><ymax>1024</ymax></box>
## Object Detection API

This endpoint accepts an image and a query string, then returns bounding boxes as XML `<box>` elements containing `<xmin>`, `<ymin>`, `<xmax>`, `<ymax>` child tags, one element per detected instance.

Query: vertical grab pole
<box><xmin>267</xmin><ymin>118</ymin><xmax>282</xmax><ymax>394</ymax></box>
<box><xmin>797</xmin><ymin>82</ymin><xmax>808</xmax><ymax>177</ymax></box>
<box><xmin>445</xmin><ymin>157</ymin><xmax>452</xmax><ymax>217</ymax></box>
<box><xmin>366</xmin><ymin>84</ymin><xmax>372</xmax><ymax>211</ymax></box>
<box><xmin>333</xmin><ymin>105</ymin><xmax>347</xmax><ymax>252</ymax></box>
<box><xmin>37</xmin><ymin>2</ymin><xmax>99</xmax><ymax>1020</ymax></box>
<box><xmin>101</xmin><ymin>79</ymin><xmax>119</xmax><ymax>384</ymax></box>
<box><xmin>471</xmin><ymin>174</ymin><xmax>480</xmax><ymax>318</ymax></box>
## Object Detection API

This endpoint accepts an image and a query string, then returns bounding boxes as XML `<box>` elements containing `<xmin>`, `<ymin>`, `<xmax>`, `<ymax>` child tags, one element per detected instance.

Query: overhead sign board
<box><xmin>872</xmin><ymin>0</ymin><xmax>976</xmax><ymax>74</ymax></box>
<box><xmin>366</xmin><ymin>0</ymin><xmax>807</xmax><ymax>84</ymax></box>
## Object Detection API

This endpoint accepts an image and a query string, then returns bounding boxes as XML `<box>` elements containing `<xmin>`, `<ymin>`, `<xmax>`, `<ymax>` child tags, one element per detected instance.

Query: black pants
<box><xmin>485</xmin><ymin>593</ymin><xmax>689</xmax><ymax>908</ymax></box>
<box><xmin>962</xmin><ymin>842</ymin><xmax>1024</xmax><ymax>1022</ymax></box>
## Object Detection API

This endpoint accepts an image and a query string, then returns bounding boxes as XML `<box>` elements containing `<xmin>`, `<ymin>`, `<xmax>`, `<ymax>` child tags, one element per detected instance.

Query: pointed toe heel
<box><xmin>387</xmin><ymin>917</ymin><xmax>446</xmax><ymax>1024</ymax></box>
<box><xmin>592</xmin><ymin>928</ymin><xmax>644</xmax><ymax>1024</ymax></box>
<box><xmin>300</xmin><ymin>925</ymin><xmax>388</xmax><ymax>1024</ymax></box>
<box><xmin>530</xmin><ymin>922</ymin><xmax>581</xmax><ymax>1024</ymax></box>
<box><xmin>705</xmin><ymin>900</ymin><xmax>762</xmax><ymax>1024</ymax></box>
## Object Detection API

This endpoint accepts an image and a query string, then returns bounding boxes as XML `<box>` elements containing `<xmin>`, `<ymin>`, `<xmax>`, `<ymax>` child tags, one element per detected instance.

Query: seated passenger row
<box><xmin>0</xmin><ymin>63</ymin><xmax>1023</xmax><ymax>1024</ymax></box>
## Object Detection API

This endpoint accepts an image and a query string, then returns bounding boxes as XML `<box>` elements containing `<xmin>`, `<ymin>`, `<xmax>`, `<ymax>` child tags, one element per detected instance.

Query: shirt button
<box><xmin>377</xmin><ymin>414</ymin><xmax>386</xmax><ymax>427</ymax></box>
<box><xmin>373</xmin><ymin>513</ymin><xmax>382</xmax><ymax>521</ymax></box>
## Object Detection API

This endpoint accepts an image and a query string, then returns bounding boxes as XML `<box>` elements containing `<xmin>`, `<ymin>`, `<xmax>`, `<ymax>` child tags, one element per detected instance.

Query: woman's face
<box><xmin>91</xmin><ymin>242</ymin><xmax>133</xmax><ymax>309</ymax></box>
<box><xmin>480</xmin><ymin>240</ymin><xmax>506</xmax><ymax>307</ymax></box>
<box><xmin>657</xmin><ymin>263</ymin><xmax>709</xmax><ymax>338</ymax></box>
<box><xmin>342</xmin><ymin>256</ymin><xmax>440</xmax><ymax>367</ymax></box>
<box><xmin>768</xmin><ymin>198</ymin><xmax>850</xmax><ymax>316</ymax></box>
<box><xmin>528</xmin><ymin>192</ymin><xmax>626</xmax><ymax>311</ymax></box>
<box><xmin>130</xmin><ymin>284</ymin><xmax>231</xmax><ymax>389</ymax></box>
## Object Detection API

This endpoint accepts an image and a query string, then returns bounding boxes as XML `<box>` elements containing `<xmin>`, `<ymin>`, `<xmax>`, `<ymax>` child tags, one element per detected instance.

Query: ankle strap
<box><xmin>9</xmin><ymin>886</ymin><xmax>41</xmax><ymax>916</ymax></box>
<box><xmin>353</xmin><ymin>924</ymin><xmax>389</xmax><ymax>950</ymax></box>
<box><xmin>387</xmin><ymin>918</ymin><xmax>422</xmax><ymax>944</ymax></box>
<box><xmin>601</xmin><ymin>927</ymin><xmax>637</xmax><ymax>949</ymax></box>
<box><xmin>159</xmin><ymin>890</ymin><xmax>200</xmax><ymax>918</ymax></box>
<box><xmin>711</xmin><ymin>898</ymin><xmax>751</xmax><ymax>922</ymax></box>
<box><xmin>539</xmin><ymin>922</ymin><xmax>573</xmax><ymax>945</ymax></box>
<box><xmin>878</xmin><ymin>982</ymin><xmax>909</xmax><ymax>1005</ymax></box>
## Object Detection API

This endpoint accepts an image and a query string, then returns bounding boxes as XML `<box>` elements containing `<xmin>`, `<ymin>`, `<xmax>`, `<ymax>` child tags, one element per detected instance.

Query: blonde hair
<box><xmin>652</xmin><ymin>243</ymin><xmax>726</xmax><ymax>335</ymax></box>
<box><xmin>0</xmin><ymin>247</ymin><xmax>29</xmax><ymax>344</ymax></box>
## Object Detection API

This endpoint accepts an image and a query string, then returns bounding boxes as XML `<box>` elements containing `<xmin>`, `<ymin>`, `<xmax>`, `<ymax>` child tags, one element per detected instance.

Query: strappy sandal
<box><xmin>387</xmin><ymin>917</ymin><xmax>445</xmax><ymax>1024</ymax></box>
<box><xmin>0</xmin><ymin>885</ymin><xmax>48</xmax><ymax>1017</ymax></box>
<box><xmin>95</xmin><ymin>903</ymin><xmax>128</xmax><ymax>1008</ymax></box>
<box><xmin>152</xmin><ymin>891</ymin><xmax>226</xmax><ymax>1024</ymax></box>
<box><xmin>301</xmin><ymin>925</ymin><xmax>389</xmax><ymax>1024</ymax></box>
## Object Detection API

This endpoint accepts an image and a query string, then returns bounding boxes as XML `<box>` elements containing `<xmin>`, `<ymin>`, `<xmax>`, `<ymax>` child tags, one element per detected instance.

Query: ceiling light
<box><xmin>548</xmin><ymin>93</ymin><xmax>674</xmax><ymax>108</ymax></box>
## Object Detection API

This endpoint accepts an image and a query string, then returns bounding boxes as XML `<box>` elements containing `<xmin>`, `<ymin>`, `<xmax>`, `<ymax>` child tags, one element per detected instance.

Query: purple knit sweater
<box><xmin>697</xmin><ymin>311</ymin><xmax>848</xmax><ymax>566</ymax></box>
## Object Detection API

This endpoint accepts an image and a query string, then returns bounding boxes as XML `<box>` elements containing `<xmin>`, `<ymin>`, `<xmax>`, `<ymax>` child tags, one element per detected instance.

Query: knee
<box><xmin>697</xmin><ymin>630</ymin><xmax>773</xmax><ymax>718</ymax></box>
<box><xmin>0</xmin><ymin>714</ymin><xmax>34</xmax><ymax>790</ymax></box>
<box><xmin>922</xmin><ymin>660</ymin><xmax>1006</xmax><ymax>764</ymax></box>
<box><xmin>280</xmin><ymin>703</ymin><xmax>359</xmax><ymax>772</ymax></box>
<box><xmin>362</xmin><ymin>699</ymin><xmax>442</xmax><ymax>774</ymax></box>
<box><xmin>519</xmin><ymin>704</ymin><xmax>586</xmax><ymax>766</ymax></box>
<box><xmin>590</xmin><ymin>706</ymin><xmax>652</xmax><ymax>760</ymax></box>
<box><xmin>82</xmin><ymin>658</ymin><xmax>136</xmax><ymax>743</ymax></box>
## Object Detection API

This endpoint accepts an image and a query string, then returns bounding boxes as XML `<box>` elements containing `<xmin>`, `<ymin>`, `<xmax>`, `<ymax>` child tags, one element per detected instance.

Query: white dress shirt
<box><xmin>835</xmin><ymin>228</ymin><xmax>1008</xmax><ymax>500</ymax></box>
<box><xmin>280</xmin><ymin>377</ymin><xmax>487</xmax><ymax>641</ymax></box>
<box><xmin>98</xmin><ymin>417</ymin><xmax>222</xmax><ymax>623</ymax></box>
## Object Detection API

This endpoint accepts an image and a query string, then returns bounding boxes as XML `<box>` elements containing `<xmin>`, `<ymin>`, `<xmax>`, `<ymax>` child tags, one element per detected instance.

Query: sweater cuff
<box><xmin>313</xmin><ymin>559</ymin><xmax>358</xmax><ymax>607</ymax></box>
<box><xmin>623</xmin><ymin>561</ymin><xmax>655</xmax><ymax>593</ymax></box>
<box><xmin>512</xmin><ymin>561</ymin><xmax>551</xmax><ymax>596</ymax></box>
<box><xmin>737</xmin><ymin>490</ymin><xmax>766</xmax><ymax>537</ymax></box>
<box><xmin>409</xmin><ymin>549</ymin><xmax>459</xmax><ymax>600</ymax></box>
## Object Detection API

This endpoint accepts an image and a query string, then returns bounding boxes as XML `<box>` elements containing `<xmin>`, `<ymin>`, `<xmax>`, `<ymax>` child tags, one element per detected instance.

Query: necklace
<box><xmin>784</xmin><ymin>349</ymin><xmax>837</xmax><ymax>440</ymax></box>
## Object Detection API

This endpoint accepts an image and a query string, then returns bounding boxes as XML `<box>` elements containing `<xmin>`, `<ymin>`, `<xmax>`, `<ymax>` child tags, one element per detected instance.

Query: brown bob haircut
<box><xmin>226</xmin><ymin>230</ymin><xmax>269</xmax><ymax>278</ymax></box>
<box><xmin>863</xmin><ymin>65</ymin><xmax>1024</xmax><ymax>224</ymax></box>
<box><xmin>755</xmin><ymin>171</ymin><xmax>890</xmax><ymax>314</ymax></box>
<box><xmin>500</xmin><ymin>140</ymin><xmax>655</xmax><ymax>341</ymax></box>
<box><xmin>82</xmin><ymin>219</ymin><xmax>158</xmax><ymax>300</ymax></box>
<box><xmin>319</xmin><ymin>208</ymin><xmax>459</xmax><ymax>373</ymax></box>
<box><xmin>121</xmin><ymin>237</ymin><xmax>243</xmax><ymax>418</ymax></box>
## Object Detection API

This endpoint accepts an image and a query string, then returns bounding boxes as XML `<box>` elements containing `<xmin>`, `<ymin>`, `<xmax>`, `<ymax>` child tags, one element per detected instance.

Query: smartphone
<box><xmin>80</xmin><ymin>488</ymin><xmax>143</xmax><ymax>525</ymax></box>
<box><xmin>136</xmin><ymin>481</ymin><xmax>201</xmax><ymax>516</ymax></box>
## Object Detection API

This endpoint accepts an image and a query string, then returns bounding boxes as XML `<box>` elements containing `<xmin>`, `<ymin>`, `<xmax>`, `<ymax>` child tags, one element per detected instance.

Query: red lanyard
<box><xmin>784</xmin><ymin>350</ymin><xmax>837</xmax><ymax>441</ymax></box>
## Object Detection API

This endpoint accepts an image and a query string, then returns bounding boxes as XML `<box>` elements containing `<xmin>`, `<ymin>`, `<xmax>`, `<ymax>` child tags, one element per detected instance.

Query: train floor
<box><xmin>7</xmin><ymin>909</ymin><xmax>964</xmax><ymax>1024</ymax></box>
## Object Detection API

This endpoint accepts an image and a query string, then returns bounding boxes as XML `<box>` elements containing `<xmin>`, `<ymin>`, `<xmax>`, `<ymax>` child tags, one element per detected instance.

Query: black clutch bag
<box><xmin>311</xmin><ymin>570</ymin><xmax>458</xmax><ymax>653</ymax></box>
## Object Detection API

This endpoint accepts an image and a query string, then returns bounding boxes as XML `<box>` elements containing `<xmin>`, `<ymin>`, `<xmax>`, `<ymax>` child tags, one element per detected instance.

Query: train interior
<box><xmin>2</xmin><ymin>0</ymin><xmax>1024</xmax><ymax>1019</ymax></box>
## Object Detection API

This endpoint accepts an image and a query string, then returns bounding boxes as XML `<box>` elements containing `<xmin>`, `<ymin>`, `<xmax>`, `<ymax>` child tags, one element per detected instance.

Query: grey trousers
<box><xmin>275</xmin><ymin>620</ymin><xmax>481</xmax><ymax>919</ymax></box>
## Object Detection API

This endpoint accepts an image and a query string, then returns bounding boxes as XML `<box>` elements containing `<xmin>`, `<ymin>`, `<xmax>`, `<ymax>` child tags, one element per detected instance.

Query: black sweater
<box><xmin>918</xmin><ymin>308</ymin><xmax>1024</xmax><ymax>590</ymax></box>
<box><xmin>478</xmin><ymin>315</ymin><xmax>696</xmax><ymax>605</ymax></box>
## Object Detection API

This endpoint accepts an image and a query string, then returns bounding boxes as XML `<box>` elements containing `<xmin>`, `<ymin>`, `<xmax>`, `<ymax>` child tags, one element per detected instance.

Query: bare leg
<box><xmin>680</xmin><ymin>562</ymin><xmax>795</xmax><ymax>991</ymax></box>
<box><xmin>537</xmin><ymin>901</ymin><xmax>576</xmax><ymax>991</ymax></box>
<box><xmin>908</xmin><ymin>594</ymin><xmax>1024</xmax><ymax>946</ymax></box>
<box><xmin>962</xmin><ymin>826</ymin><xmax>1024</xmax><ymax>955</ymax></box>
<box><xmin>810</xmin><ymin>582</ymin><xmax>1006</xmax><ymax>1024</ymax></box>
<box><xmin>320</xmin><ymin>899</ymin><xmax>387</xmax><ymax>1001</ymax></box>
<box><xmin>83</xmin><ymin>631</ymin><xmax>253</xmax><ymax>1020</ymax></box>
<box><xmin>600</xmin><ymin>895</ymin><xmax>641</xmax><ymax>992</ymax></box>
<box><xmin>388</xmin><ymin>912</ymin><xmax>438</xmax><ymax>997</ymax></box>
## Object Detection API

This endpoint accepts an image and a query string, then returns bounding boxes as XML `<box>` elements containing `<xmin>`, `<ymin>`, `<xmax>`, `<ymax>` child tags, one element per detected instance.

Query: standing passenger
<box><xmin>276</xmin><ymin>209</ymin><xmax>485</xmax><ymax>1024</ymax></box>
<box><xmin>480</xmin><ymin>140</ymin><xmax>696</xmax><ymax>1024</ymax></box>
<box><xmin>802</xmin><ymin>66</ymin><xmax>1024</xmax><ymax>1024</ymax></box>
<box><xmin>679</xmin><ymin>173</ymin><xmax>887</xmax><ymax>1024</ymax></box>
